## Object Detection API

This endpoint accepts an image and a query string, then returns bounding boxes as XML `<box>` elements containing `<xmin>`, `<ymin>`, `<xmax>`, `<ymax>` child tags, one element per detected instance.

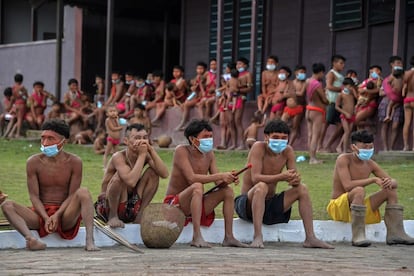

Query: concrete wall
<box><xmin>0</xmin><ymin>6</ymin><xmax>79</xmax><ymax>106</ymax></box>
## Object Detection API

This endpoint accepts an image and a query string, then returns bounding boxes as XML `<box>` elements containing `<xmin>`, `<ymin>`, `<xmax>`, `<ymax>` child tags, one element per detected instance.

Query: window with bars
<box><xmin>209</xmin><ymin>0</ymin><xmax>264</xmax><ymax>98</ymax></box>
<box><xmin>331</xmin><ymin>0</ymin><xmax>363</xmax><ymax>31</ymax></box>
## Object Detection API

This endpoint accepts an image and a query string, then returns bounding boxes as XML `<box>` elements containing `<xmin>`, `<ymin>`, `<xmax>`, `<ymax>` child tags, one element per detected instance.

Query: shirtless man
<box><xmin>269</xmin><ymin>66</ymin><xmax>294</xmax><ymax>120</ymax></box>
<box><xmin>1</xmin><ymin>119</ymin><xmax>99</xmax><ymax>251</ymax></box>
<box><xmin>258</xmin><ymin>56</ymin><xmax>279</xmax><ymax>113</ymax></box>
<box><xmin>402</xmin><ymin>56</ymin><xmax>414</xmax><ymax>151</ymax></box>
<box><xmin>327</xmin><ymin>130</ymin><xmax>414</xmax><ymax>247</ymax></box>
<box><xmin>235</xmin><ymin>57</ymin><xmax>253</xmax><ymax>149</ymax></box>
<box><xmin>281</xmin><ymin>65</ymin><xmax>307</xmax><ymax>146</ymax></box>
<box><xmin>95</xmin><ymin>123</ymin><xmax>168</xmax><ymax>227</ymax></box>
<box><xmin>176</xmin><ymin>62</ymin><xmax>206</xmax><ymax>131</ymax></box>
<box><xmin>197</xmin><ymin>58</ymin><xmax>217</xmax><ymax>120</ymax></box>
<box><xmin>164</xmin><ymin>119</ymin><xmax>247</xmax><ymax>248</ymax></box>
<box><xmin>235</xmin><ymin>119</ymin><xmax>333</xmax><ymax>249</ymax></box>
<box><xmin>26</xmin><ymin>81</ymin><xmax>56</xmax><ymax>129</ymax></box>
<box><xmin>63</xmin><ymin>78</ymin><xmax>86</xmax><ymax>126</ymax></box>
<box><xmin>305</xmin><ymin>63</ymin><xmax>328</xmax><ymax>164</ymax></box>
<box><xmin>10</xmin><ymin>73</ymin><xmax>28</xmax><ymax>138</ymax></box>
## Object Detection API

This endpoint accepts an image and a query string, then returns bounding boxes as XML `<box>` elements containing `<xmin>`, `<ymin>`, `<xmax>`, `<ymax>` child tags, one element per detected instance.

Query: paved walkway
<box><xmin>1</xmin><ymin>242</ymin><xmax>413</xmax><ymax>275</ymax></box>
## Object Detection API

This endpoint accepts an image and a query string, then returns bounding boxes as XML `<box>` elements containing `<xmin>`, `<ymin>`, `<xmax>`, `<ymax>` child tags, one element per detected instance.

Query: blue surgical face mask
<box><xmin>268</xmin><ymin>138</ymin><xmax>288</xmax><ymax>154</ymax></box>
<box><xmin>296</xmin><ymin>73</ymin><xmax>306</xmax><ymax>81</ymax></box>
<box><xmin>370</xmin><ymin>71</ymin><xmax>379</xmax><ymax>79</ymax></box>
<box><xmin>238</xmin><ymin>67</ymin><xmax>245</xmax><ymax>73</ymax></box>
<box><xmin>343</xmin><ymin>87</ymin><xmax>350</xmax><ymax>95</ymax></box>
<box><xmin>196</xmin><ymin>138</ymin><xmax>213</xmax><ymax>154</ymax></box>
<box><xmin>40</xmin><ymin>139</ymin><xmax>64</xmax><ymax>157</ymax></box>
<box><xmin>266</xmin><ymin>64</ymin><xmax>276</xmax><ymax>71</ymax></box>
<box><xmin>136</xmin><ymin>82</ymin><xmax>145</xmax><ymax>88</ymax></box>
<box><xmin>278</xmin><ymin>73</ymin><xmax>287</xmax><ymax>81</ymax></box>
<box><xmin>356</xmin><ymin>148</ymin><xmax>374</xmax><ymax>161</ymax></box>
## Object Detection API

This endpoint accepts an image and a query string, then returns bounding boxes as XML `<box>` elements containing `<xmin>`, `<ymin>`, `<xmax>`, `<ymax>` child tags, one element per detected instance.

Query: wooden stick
<box><xmin>204</xmin><ymin>163</ymin><xmax>253</xmax><ymax>196</ymax></box>
<box><xmin>93</xmin><ymin>217</ymin><xmax>143</xmax><ymax>253</ymax></box>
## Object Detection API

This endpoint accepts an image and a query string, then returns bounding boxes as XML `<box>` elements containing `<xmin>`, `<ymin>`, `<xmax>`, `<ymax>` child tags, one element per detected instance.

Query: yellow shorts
<box><xmin>326</xmin><ymin>193</ymin><xmax>381</xmax><ymax>224</ymax></box>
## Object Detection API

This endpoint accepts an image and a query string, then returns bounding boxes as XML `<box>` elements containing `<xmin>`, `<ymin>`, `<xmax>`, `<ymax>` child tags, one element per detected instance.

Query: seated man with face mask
<box><xmin>327</xmin><ymin>130</ymin><xmax>414</xmax><ymax>247</ymax></box>
<box><xmin>164</xmin><ymin>119</ymin><xmax>247</xmax><ymax>248</ymax></box>
<box><xmin>235</xmin><ymin>119</ymin><xmax>334</xmax><ymax>249</ymax></box>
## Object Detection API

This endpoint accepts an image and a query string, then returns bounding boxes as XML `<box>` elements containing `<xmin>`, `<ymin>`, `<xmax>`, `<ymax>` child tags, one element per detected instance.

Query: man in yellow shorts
<box><xmin>327</xmin><ymin>130</ymin><xmax>414</xmax><ymax>247</ymax></box>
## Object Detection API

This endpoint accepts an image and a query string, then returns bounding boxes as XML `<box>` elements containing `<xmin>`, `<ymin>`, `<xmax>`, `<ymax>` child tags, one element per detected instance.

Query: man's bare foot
<box><xmin>403</xmin><ymin>146</ymin><xmax>410</xmax><ymax>151</ymax></box>
<box><xmin>85</xmin><ymin>239</ymin><xmax>100</xmax><ymax>251</ymax></box>
<box><xmin>222</xmin><ymin>237</ymin><xmax>250</xmax><ymax>248</ymax></box>
<box><xmin>236</xmin><ymin>145</ymin><xmax>246</xmax><ymax>150</ymax></box>
<box><xmin>309</xmin><ymin>158</ymin><xmax>323</xmax><ymax>165</ymax></box>
<box><xmin>107</xmin><ymin>217</ymin><xmax>125</xmax><ymax>228</ymax></box>
<box><xmin>191</xmin><ymin>237</ymin><xmax>212</xmax><ymax>248</ymax></box>
<box><xmin>335</xmin><ymin>146</ymin><xmax>342</xmax><ymax>154</ymax></box>
<box><xmin>318</xmin><ymin>147</ymin><xmax>333</xmax><ymax>153</ymax></box>
<box><xmin>26</xmin><ymin>236</ymin><xmax>46</xmax><ymax>251</ymax></box>
<box><xmin>303</xmin><ymin>237</ymin><xmax>334</xmax><ymax>249</ymax></box>
<box><xmin>250</xmin><ymin>236</ymin><xmax>264</xmax><ymax>249</ymax></box>
<box><xmin>227</xmin><ymin>145</ymin><xmax>236</xmax><ymax>150</ymax></box>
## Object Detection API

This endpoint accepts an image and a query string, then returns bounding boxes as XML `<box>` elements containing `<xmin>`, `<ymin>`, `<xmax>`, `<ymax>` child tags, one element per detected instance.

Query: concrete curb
<box><xmin>1</xmin><ymin>219</ymin><xmax>414</xmax><ymax>249</ymax></box>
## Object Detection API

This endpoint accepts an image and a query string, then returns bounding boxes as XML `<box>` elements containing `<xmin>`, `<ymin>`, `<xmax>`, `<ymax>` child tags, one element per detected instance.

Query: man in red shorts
<box><xmin>95</xmin><ymin>123</ymin><xmax>169</xmax><ymax>227</ymax></box>
<box><xmin>1</xmin><ymin>119</ymin><xmax>99</xmax><ymax>251</ymax></box>
<box><xmin>164</xmin><ymin>119</ymin><xmax>247</xmax><ymax>248</ymax></box>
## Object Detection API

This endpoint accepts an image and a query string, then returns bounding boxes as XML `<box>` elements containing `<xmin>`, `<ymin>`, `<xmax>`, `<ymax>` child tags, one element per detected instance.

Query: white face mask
<box><xmin>266</xmin><ymin>64</ymin><xmax>276</xmax><ymax>71</ymax></box>
<box><xmin>278</xmin><ymin>73</ymin><xmax>287</xmax><ymax>81</ymax></box>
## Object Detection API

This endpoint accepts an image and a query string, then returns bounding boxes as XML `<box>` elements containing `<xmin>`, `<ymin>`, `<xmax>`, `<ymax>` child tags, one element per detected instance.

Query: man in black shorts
<box><xmin>235</xmin><ymin>119</ymin><xmax>333</xmax><ymax>249</ymax></box>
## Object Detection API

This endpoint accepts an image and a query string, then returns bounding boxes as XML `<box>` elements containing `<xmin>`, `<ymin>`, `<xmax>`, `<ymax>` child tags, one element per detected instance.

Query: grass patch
<box><xmin>1</xmin><ymin>139</ymin><xmax>413</xmax><ymax>220</ymax></box>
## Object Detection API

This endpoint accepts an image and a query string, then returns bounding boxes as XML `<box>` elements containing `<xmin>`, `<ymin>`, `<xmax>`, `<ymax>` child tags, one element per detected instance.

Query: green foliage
<box><xmin>1</xmin><ymin>139</ymin><xmax>413</xmax><ymax>220</ymax></box>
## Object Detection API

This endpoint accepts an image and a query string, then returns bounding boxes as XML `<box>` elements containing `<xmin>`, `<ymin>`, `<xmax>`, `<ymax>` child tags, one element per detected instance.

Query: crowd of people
<box><xmin>1</xmin><ymin>54</ymin><xmax>414</xmax><ymax>163</ymax></box>
<box><xmin>1</xmin><ymin>118</ymin><xmax>414</xmax><ymax>252</ymax></box>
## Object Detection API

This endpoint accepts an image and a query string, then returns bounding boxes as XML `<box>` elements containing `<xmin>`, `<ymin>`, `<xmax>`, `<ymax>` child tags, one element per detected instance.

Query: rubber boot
<box><xmin>350</xmin><ymin>204</ymin><xmax>371</xmax><ymax>247</ymax></box>
<box><xmin>384</xmin><ymin>204</ymin><xmax>414</xmax><ymax>245</ymax></box>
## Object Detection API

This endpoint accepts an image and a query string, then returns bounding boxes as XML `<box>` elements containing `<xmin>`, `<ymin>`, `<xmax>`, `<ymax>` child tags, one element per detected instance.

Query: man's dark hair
<box><xmin>331</xmin><ymin>55</ymin><xmax>346</xmax><ymax>63</ymax></box>
<box><xmin>237</xmin><ymin>57</ymin><xmax>249</xmax><ymax>67</ymax></box>
<box><xmin>209</xmin><ymin>58</ymin><xmax>217</xmax><ymax>63</ymax></box>
<box><xmin>369</xmin><ymin>65</ymin><xmax>382</xmax><ymax>72</ymax></box>
<box><xmin>152</xmin><ymin>70</ymin><xmax>163</xmax><ymax>78</ymax></box>
<box><xmin>41</xmin><ymin>119</ymin><xmax>70</xmax><ymax>139</ymax></box>
<box><xmin>295</xmin><ymin>65</ymin><xmax>306</xmax><ymax>71</ymax></box>
<box><xmin>343</xmin><ymin>77</ymin><xmax>354</xmax><ymax>86</ymax></box>
<box><xmin>14</xmin><ymin>73</ymin><xmax>23</xmax><ymax>83</ymax></box>
<box><xmin>226</xmin><ymin>62</ymin><xmax>237</xmax><ymax>70</ymax></box>
<box><xmin>184</xmin><ymin>119</ymin><xmax>213</xmax><ymax>144</ymax></box>
<box><xmin>196</xmin><ymin>61</ymin><xmax>207</xmax><ymax>69</ymax></box>
<box><xmin>279</xmin><ymin>66</ymin><xmax>292</xmax><ymax>77</ymax></box>
<box><xmin>351</xmin><ymin>130</ymin><xmax>374</xmax><ymax>144</ymax></box>
<box><xmin>389</xmin><ymin>56</ymin><xmax>402</xmax><ymax>64</ymax></box>
<box><xmin>173</xmin><ymin>65</ymin><xmax>185</xmax><ymax>73</ymax></box>
<box><xmin>165</xmin><ymin>82</ymin><xmax>175</xmax><ymax>91</ymax></box>
<box><xmin>134</xmin><ymin>103</ymin><xmax>146</xmax><ymax>111</ymax></box>
<box><xmin>67</xmin><ymin>78</ymin><xmax>78</xmax><ymax>86</ymax></box>
<box><xmin>126</xmin><ymin>123</ymin><xmax>146</xmax><ymax>135</ymax></box>
<box><xmin>230</xmin><ymin>68</ymin><xmax>239</xmax><ymax>78</ymax></box>
<box><xmin>264</xmin><ymin>119</ymin><xmax>290</xmax><ymax>135</ymax></box>
<box><xmin>3</xmin><ymin>87</ymin><xmax>12</xmax><ymax>97</ymax></box>
<box><xmin>312</xmin><ymin>63</ymin><xmax>326</xmax><ymax>74</ymax></box>
<box><xmin>267</xmin><ymin>55</ymin><xmax>279</xmax><ymax>63</ymax></box>
<box><xmin>33</xmin><ymin>81</ymin><xmax>44</xmax><ymax>88</ymax></box>
<box><xmin>346</xmin><ymin>69</ymin><xmax>357</xmax><ymax>76</ymax></box>
<box><xmin>125</xmin><ymin>71</ymin><xmax>134</xmax><ymax>76</ymax></box>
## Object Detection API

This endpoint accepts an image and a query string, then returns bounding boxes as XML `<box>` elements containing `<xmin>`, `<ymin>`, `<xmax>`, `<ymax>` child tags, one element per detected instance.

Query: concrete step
<box><xmin>1</xmin><ymin>219</ymin><xmax>413</xmax><ymax>249</ymax></box>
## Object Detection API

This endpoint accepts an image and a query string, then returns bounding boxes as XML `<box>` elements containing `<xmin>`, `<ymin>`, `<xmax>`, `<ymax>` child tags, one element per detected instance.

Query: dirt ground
<box><xmin>1</xmin><ymin>242</ymin><xmax>413</xmax><ymax>275</ymax></box>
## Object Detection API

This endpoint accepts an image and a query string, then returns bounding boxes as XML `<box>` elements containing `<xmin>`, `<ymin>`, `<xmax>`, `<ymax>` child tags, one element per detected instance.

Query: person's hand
<box><xmin>221</xmin><ymin>172</ymin><xmax>238</xmax><ymax>184</ymax></box>
<box><xmin>287</xmin><ymin>171</ymin><xmax>301</xmax><ymax>186</ymax></box>
<box><xmin>282</xmin><ymin>169</ymin><xmax>298</xmax><ymax>183</ymax></box>
<box><xmin>0</xmin><ymin>191</ymin><xmax>8</xmax><ymax>205</ymax></box>
<box><xmin>380</xmin><ymin>177</ymin><xmax>396</xmax><ymax>190</ymax></box>
<box><xmin>45</xmin><ymin>214</ymin><xmax>59</xmax><ymax>234</ymax></box>
<box><xmin>345</xmin><ymin>112</ymin><xmax>352</xmax><ymax>119</ymax></box>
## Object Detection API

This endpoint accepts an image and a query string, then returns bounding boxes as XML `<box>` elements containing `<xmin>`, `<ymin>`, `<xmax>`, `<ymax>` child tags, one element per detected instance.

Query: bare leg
<box><xmin>235</xmin><ymin>107</ymin><xmax>245</xmax><ymax>149</ymax></box>
<box><xmin>1</xmin><ymin>200</ymin><xmax>46</xmax><ymax>250</ymax></box>
<box><xmin>106</xmin><ymin>175</ymin><xmax>125</xmax><ymax>228</ymax></box>
<box><xmin>390</xmin><ymin>121</ymin><xmax>399</xmax><ymax>150</ymax></box>
<box><xmin>307</xmin><ymin>111</ymin><xmax>324</xmax><ymax>164</ymax></box>
<box><xmin>284</xmin><ymin>184</ymin><xmax>334</xmax><ymax>249</ymax></box>
<box><xmin>403</xmin><ymin>105</ymin><xmax>412</xmax><ymax>151</ymax></box>
<box><xmin>134</xmin><ymin>168</ymin><xmax>159</xmax><ymax>224</ymax></box>
<box><xmin>381</xmin><ymin>122</ymin><xmax>390</xmax><ymax>151</ymax></box>
<box><xmin>247</xmin><ymin>182</ymin><xmax>268</xmax><ymax>248</ymax></box>
<box><xmin>61</xmin><ymin>187</ymin><xmax>100</xmax><ymax>251</ymax></box>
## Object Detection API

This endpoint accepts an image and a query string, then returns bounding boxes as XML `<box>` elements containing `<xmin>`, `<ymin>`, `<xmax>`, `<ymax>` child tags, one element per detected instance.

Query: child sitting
<box><xmin>244</xmin><ymin>111</ymin><xmax>266</xmax><ymax>149</ymax></box>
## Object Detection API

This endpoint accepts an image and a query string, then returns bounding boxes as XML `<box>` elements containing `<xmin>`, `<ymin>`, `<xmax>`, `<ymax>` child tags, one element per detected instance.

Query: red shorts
<box><xmin>306</xmin><ymin>105</ymin><xmax>326</xmax><ymax>122</ymax></box>
<box><xmin>283</xmin><ymin>105</ymin><xmax>304</xmax><ymax>117</ymax></box>
<box><xmin>116</xmin><ymin>102</ymin><xmax>126</xmax><ymax>112</ymax></box>
<box><xmin>404</xmin><ymin>97</ymin><xmax>414</xmax><ymax>104</ymax></box>
<box><xmin>227</xmin><ymin>97</ymin><xmax>243</xmax><ymax>110</ymax></box>
<box><xmin>271</xmin><ymin>102</ymin><xmax>285</xmax><ymax>113</ymax></box>
<box><xmin>107</xmin><ymin>136</ymin><xmax>120</xmax><ymax>145</ymax></box>
<box><xmin>164</xmin><ymin>195</ymin><xmax>215</xmax><ymax>227</ymax></box>
<box><xmin>94</xmin><ymin>192</ymin><xmax>142</xmax><ymax>223</ymax></box>
<box><xmin>340</xmin><ymin>114</ymin><xmax>356</xmax><ymax>123</ymax></box>
<box><xmin>33</xmin><ymin>204</ymin><xmax>81</xmax><ymax>239</ymax></box>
